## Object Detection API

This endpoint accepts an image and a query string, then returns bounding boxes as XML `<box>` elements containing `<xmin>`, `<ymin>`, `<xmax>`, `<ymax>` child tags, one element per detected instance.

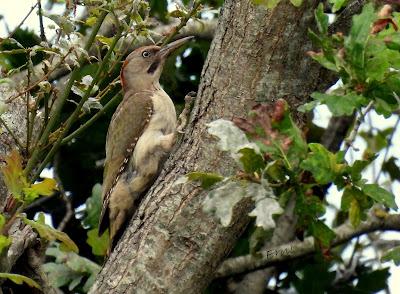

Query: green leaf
<box><xmin>265</xmin><ymin>160</ymin><xmax>287</xmax><ymax>182</ymax></box>
<box><xmin>300</xmin><ymin>143</ymin><xmax>346</xmax><ymax>185</ymax></box>
<box><xmin>310</xmin><ymin>92</ymin><xmax>368</xmax><ymax>116</ymax></box>
<box><xmin>374</xmin><ymin>98</ymin><xmax>395</xmax><ymax>118</ymax></box>
<box><xmin>329</xmin><ymin>0</ymin><xmax>347</xmax><ymax>13</ymax></box>
<box><xmin>349</xmin><ymin>159</ymin><xmax>373</xmax><ymax>182</ymax></box>
<box><xmin>0</xmin><ymin>273</ymin><xmax>41</xmax><ymax>289</ymax></box>
<box><xmin>83</xmin><ymin>183</ymin><xmax>103</xmax><ymax>228</ymax></box>
<box><xmin>42</xmin><ymin>263</ymin><xmax>74</xmax><ymax>288</ymax></box>
<box><xmin>87</xmin><ymin>228</ymin><xmax>108</xmax><ymax>256</ymax></box>
<box><xmin>310</xmin><ymin>220</ymin><xmax>335</xmax><ymax>247</ymax></box>
<box><xmin>293</xmin><ymin>262</ymin><xmax>335</xmax><ymax>294</ymax></box>
<box><xmin>356</xmin><ymin>268</ymin><xmax>390</xmax><ymax>292</ymax></box>
<box><xmin>298</xmin><ymin>100</ymin><xmax>319</xmax><ymax>113</ymax></box>
<box><xmin>249</xmin><ymin>227</ymin><xmax>271</xmax><ymax>255</ymax></box>
<box><xmin>238</xmin><ymin>147</ymin><xmax>266</xmax><ymax>173</ymax></box>
<box><xmin>295</xmin><ymin>190</ymin><xmax>326</xmax><ymax>228</ymax></box>
<box><xmin>289</xmin><ymin>0</ymin><xmax>302</xmax><ymax>7</ymax></box>
<box><xmin>187</xmin><ymin>172</ymin><xmax>224</xmax><ymax>189</ymax></box>
<box><xmin>341</xmin><ymin>186</ymin><xmax>373</xmax><ymax>226</ymax></box>
<box><xmin>85</xmin><ymin>16</ymin><xmax>97</xmax><ymax>26</ymax></box>
<box><xmin>309</xmin><ymin>53</ymin><xmax>338</xmax><ymax>71</ymax></box>
<box><xmin>150</xmin><ymin>0</ymin><xmax>168</xmax><ymax>22</ymax></box>
<box><xmin>315</xmin><ymin>3</ymin><xmax>328</xmax><ymax>34</ymax></box>
<box><xmin>22</xmin><ymin>214</ymin><xmax>79</xmax><ymax>253</ymax></box>
<box><xmin>270</xmin><ymin>100</ymin><xmax>308</xmax><ymax>166</ymax></box>
<box><xmin>365</xmin><ymin>51</ymin><xmax>390</xmax><ymax>81</ymax></box>
<box><xmin>349</xmin><ymin>198</ymin><xmax>361</xmax><ymax>227</ymax></box>
<box><xmin>44</xmin><ymin>245</ymin><xmax>101</xmax><ymax>290</ymax></box>
<box><xmin>23</xmin><ymin>178</ymin><xmax>58</xmax><ymax>204</ymax></box>
<box><xmin>96</xmin><ymin>35</ymin><xmax>114</xmax><ymax>48</ymax></box>
<box><xmin>382</xmin><ymin>246</ymin><xmax>400</xmax><ymax>265</ymax></box>
<box><xmin>0</xmin><ymin>234</ymin><xmax>11</xmax><ymax>254</ymax></box>
<box><xmin>345</xmin><ymin>3</ymin><xmax>376</xmax><ymax>79</ymax></box>
<box><xmin>43</xmin><ymin>13</ymin><xmax>74</xmax><ymax>34</ymax></box>
<box><xmin>360</xmin><ymin>128</ymin><xmax>392</xmax><ymax>153</ymax></box>
<box><xmin>69</xmin><ymin>276</ymin><xmax>83</xmax><ymax>291</ymax></box>
<box><xmin>252</xmin><ymin>0</ymin><xmax>281</xmax><ymax>9</ymax></box>
<box><xmin>362</xmin><ymin>184</ymin><xmax>398</xmax><ymax>209</ymax></box>
<box><xmin>385</xmin><ymin>34</ymin><xmax>400</xmax><ymax>51</ymax></box>
<box><xmin>0</xmin><ymin>214</ymin><xmax>5</xmax><ymax>230</ymax></box>
<box><xmin>382</xmin><ymin>157</ymin><xmax>400</xmax><ymax>182</ymax></box>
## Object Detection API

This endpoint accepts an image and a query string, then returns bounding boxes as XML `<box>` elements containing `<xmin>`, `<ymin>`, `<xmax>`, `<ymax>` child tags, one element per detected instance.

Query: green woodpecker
<box><xmin>99</xmin><ymin>36</ymin><xmax>194</xmax><ymax>249</ymax></box>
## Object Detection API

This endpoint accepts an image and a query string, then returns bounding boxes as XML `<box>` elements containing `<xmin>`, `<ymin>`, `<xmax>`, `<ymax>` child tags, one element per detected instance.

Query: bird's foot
<box><xmin>177</xmin><ymin>91</ymin><xmax>196</xmax><ymax>133</ymax></box>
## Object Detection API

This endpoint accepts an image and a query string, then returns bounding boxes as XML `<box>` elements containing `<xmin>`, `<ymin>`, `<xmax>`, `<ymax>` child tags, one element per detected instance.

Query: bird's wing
<box><xmin>98</xmin><ymin>91</ymin><xmax>153</xmax><ymax>235</ymax></box>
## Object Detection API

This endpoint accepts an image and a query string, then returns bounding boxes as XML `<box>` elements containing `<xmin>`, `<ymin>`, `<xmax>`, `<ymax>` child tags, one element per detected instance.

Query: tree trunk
<box><xmin>90</xmin><ymin>0</ymin><xmax>329</xmax><ymax>293</ymax></box>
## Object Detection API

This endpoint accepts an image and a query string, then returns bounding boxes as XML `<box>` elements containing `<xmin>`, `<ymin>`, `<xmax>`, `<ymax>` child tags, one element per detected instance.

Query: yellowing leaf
<box><xmin>289</xmin><ymin>0</ymin><xmax>303</xmax><ymax>7</ymax></box>
<box><xmin>85</xmin><ymin>16</ymin><xmax>97</xmax><ymax>26</ymax></box>
<box><xmin>349</xmin><ymin>198</ymin><xmax>361</xmax><ymax>227</ymax></box>
<box><xmin>0</xmin><ymin>213</ymin><xmax>5</xmax><ymax>230</ymax></box>
<box><xmin>0</xmin><ymin>150</ymin><xmax>29</xmax><ymax>200</ymax></box>
<box><xmin>23</xmin><ymin>178</ymin><xmax>58</xmax><ymax>203</ymax></box>
<box><xmin>96</xmin><ymin>35</ymin><xmax>113</xmax><ymax>48</ymax></box>
<box><xmin>22</xmin><ymin>214</ymin><xmax>78</xmax><ymax>253</ymax></box>
<box><xmin>0</xmin><ymin>273</ymin><xmax>41</xmax><ymax>289</ymax></box>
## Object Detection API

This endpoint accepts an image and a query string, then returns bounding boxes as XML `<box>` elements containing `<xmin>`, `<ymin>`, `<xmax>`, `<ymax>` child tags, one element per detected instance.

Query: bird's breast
<box><xmin>131</xmin><ymin>90</ymin><xmax>177</xmax><ymax>170</ymax></box>
<box><xmin>147</xmin><ymin>89</ymin><xmax>177</xmax><ymax>133</ymax></box>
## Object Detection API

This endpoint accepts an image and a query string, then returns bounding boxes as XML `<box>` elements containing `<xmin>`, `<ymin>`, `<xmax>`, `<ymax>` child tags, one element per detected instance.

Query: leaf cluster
<box><xmin>186</xmin><ymin>99</ymin><xmax>397</xmax><ymax>252</ymax></box>
<box><xmin>301</xmin><ymin>4</ymin><xmax>400</xmax><ymax>117</ymax></box>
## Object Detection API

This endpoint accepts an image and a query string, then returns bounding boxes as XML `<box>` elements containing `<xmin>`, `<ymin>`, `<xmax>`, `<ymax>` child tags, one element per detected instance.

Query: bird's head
<box><xmin>120</xmin><ymin>36</ymin><xmax>194</xmax><ymax>93</ymax></box>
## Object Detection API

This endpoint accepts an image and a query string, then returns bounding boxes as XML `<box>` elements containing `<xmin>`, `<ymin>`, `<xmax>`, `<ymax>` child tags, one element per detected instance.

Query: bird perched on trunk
<box><xmin>99</xmin><ymin>36</ymin><xmax>194</xmax><ymax>250</ymax></box>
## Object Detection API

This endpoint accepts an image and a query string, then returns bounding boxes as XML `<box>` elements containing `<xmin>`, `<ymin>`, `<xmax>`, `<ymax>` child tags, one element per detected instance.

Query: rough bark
<box><xmin>0</xmin><ymin>87</ymin><xmax>52</xmax><ymax>291</ymax></box>
<box><xmin>90</xmin><ymin>0</ymin><xmax>328</xmax><ymax>293</ymax></box>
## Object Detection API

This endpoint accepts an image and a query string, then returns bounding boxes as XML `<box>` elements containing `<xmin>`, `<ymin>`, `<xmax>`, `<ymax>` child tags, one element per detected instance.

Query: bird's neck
<box><xmin>122</xmin><ymin>79</ymin><xmax>161</xmax><ymax>96</ymax></box>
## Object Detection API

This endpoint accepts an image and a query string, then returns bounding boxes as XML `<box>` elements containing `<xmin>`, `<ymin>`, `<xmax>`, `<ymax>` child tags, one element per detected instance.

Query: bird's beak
<box><xmin>158</xmin><ymin>36</ymin><xmax>194</xmax><ymax>59</ymax></box>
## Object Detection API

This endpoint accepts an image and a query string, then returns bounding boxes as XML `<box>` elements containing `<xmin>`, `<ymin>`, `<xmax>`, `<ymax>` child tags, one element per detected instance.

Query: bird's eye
<box><xmin>142</xmin><ymin>51</ymin><xmax>151</xmax><ymax>58</ymax></box>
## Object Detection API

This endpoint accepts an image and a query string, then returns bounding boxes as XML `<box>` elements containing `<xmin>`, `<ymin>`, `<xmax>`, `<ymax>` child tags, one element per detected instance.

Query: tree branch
<box><xmin>23</xmin><ymin>10</ymin><xmax>108</xmax><ymax>177</ymax></box>
<box><xmin>37</xmin><ymin>0</ymin><xmax>47</xmax><ymax>42</ymax></box>
<box><xmin>0</xmin><ymin>3</ymin><xmax>38</xmax><ymax>44</ymax></box>
<box><xmin>215</xmin><ymin>214</ymin><xmax>400</xmax><ymax>278</ymax></box>
<box><xmin>343</xmin><ymin>101</ymin><xmax>374</xmax><ymax>154</ymax></box>
<box><xmin>8</xmin><ymin>18</ymin><xmax>217</xmax><ymax>89</ymax></box>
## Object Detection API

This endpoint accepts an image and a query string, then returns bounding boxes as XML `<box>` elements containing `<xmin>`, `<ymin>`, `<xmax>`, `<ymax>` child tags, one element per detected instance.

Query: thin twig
<box><xmin>375</xmin><ymin>115</ymin><xmax>400</xmax><ymax>182</ymax></box>
<box><xmin>54</xmin><ymin>166</ymin><xmax>73</xmax><ymax>231</ymax></box>
<box><xmin>5</xmin><ymin>48</ymin><xmax>73</xmax><ymax>103</ymax></box>
<box><xmin>37</xmin><ymin>0</ymin><xmax>47</xmax><ymax>42</ymax></box>
<box><xmin>1</xmin><ymin>3</ymin><xmax>38</xmax><ymax>45</ymax></box>
<box><xmin>346</xmin><ymin>236</ymin><xmax>359</xmax><ymax>269</ymax></box>
<box><xmin>0</xmin><ymin>117</ymin><xmax>24</xmax><ymax>150</ymax></box>
<box><xmin>32</xmin><ymin>28</ymin><xmax>123</xmax><ymax>179</ymax></box>
<box><xmin>61</xmin><ymin>92</ymin><xmax>122</xmax><ymax>145</ymax></box>
<box><xmin>26</xmin><ymin>60</ymin><xmax>31</xmax><ymax>153</ymax></box>
<box><xmin>159</xmin><ymin>1</ymin><xmax>202</xmax><ymax>46</ymax></box>
<box><xmin>24</xmin><ymin>10</ymin><xmax>108</xmax><ymax>177</ymax></box>
<box><xmin>343</xmin><ymin>101</ymin><xmax>374</xmax><ymax>155</ymax></box>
